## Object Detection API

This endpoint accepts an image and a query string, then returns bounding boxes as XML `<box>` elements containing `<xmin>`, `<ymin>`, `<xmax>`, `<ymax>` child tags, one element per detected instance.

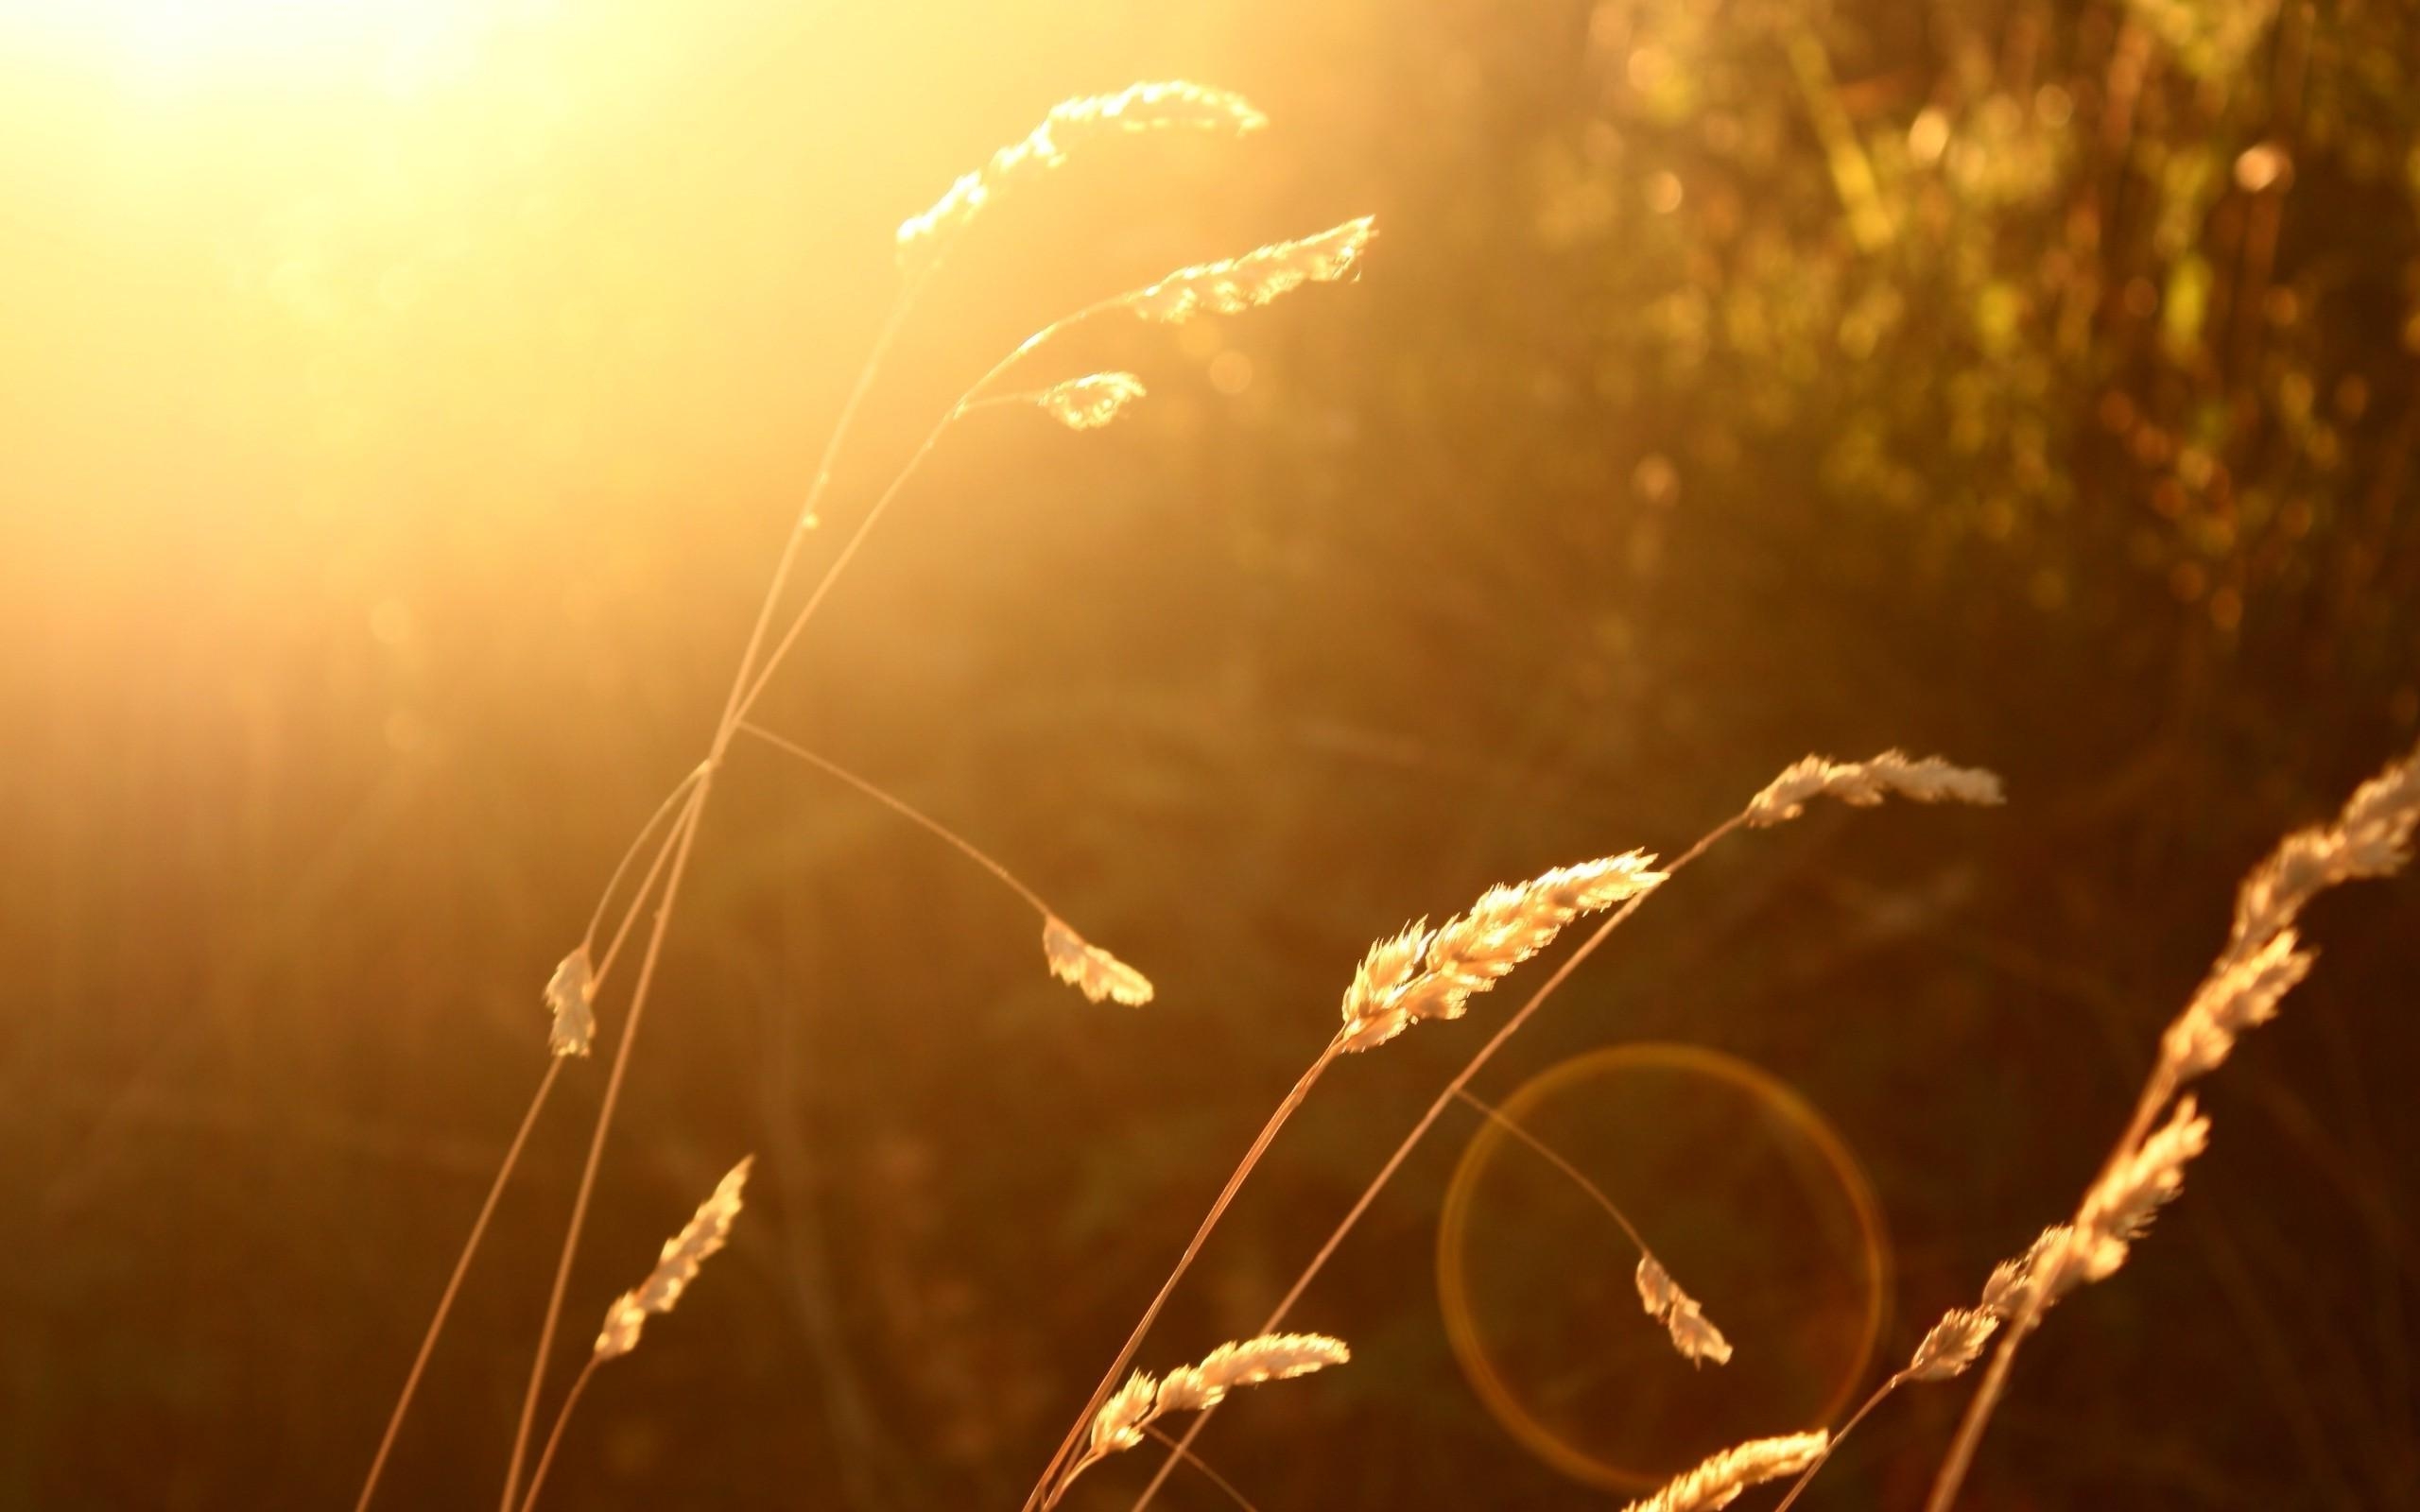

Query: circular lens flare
<box><xmin>1438</xmin><ymin>1043</ymin><xmax>1890</xmax><ymax>1491</ymax></box>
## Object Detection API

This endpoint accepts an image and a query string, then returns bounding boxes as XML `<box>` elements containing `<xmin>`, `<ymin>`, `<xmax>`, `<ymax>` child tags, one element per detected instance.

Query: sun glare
<box><xmin>0</xmin><ymin>0</ymin><xmax>526</xmax><ymax>93</ymax></box>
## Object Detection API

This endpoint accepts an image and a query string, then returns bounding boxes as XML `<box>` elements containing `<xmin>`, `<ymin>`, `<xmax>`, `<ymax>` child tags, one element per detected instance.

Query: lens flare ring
<box><xmin>1437</xmin><ymin>1043</ymin><xmax>1891</xmax><ymax>1492</ymax></box>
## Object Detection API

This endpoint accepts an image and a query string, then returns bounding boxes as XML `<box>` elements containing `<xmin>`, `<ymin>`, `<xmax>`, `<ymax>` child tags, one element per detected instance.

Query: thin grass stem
<box><xmin>580</xmin><ymin>764</ymin><xmax>709</xmax><ymax>954</ymax></box>
<box><xmin>594</xmin><ymin>798</ymin><xmax>701</xmax><ymax>988</ymax></box>
<box><xmin>359</xmin><ymin>777</ymin><xmax>697</xmax><ymax>1511</ymax></box>
<box><xmin>1142</xmin><ymin>1425</ymin><xmax>1263</xmax><ymax>1512</ymax></box>
<box><xmin>1450</xmin><ymin>1087</ymin><xmax>1654</xmax><ymax>1259</ymax></box>
<box><xmin>504</xmin><ymin>279</ymin><xmax>1127</xmax><ymax>1512</ymax></box>
<box><xmin>1924</xmin><ymin>1062</ymin><xmax>2181</xmax><ymax>1512</ymax></box>
<box><xmin>735</xmin><ymin>719</ymin><xmax>1053</xmax><ymax>918</ymax></box>
<box><xmin>732</xmin><ymin>293</ymin><xmax>1128</xmax><ymax>726</ymax></box>
<box><xmin>354</xmin><ymin>1057</ymin><xmax>564</xmax><ymax>1512</ymax></box>
<box><xmin>1124</xmin><ymin>817</ymin><xmax>1742</xmax><ymax>1512</ymax></box>
<box><xmin>496</xmin><ymin>272</ymin><xmax>934</xmax><ymax>1509</ymax></box>
<box><xmin>500</xmin><ymin>775</ymin><xmax>715</xmax><ymax>1512</ymax></box>
<box><xmin>514</xmin><ymin>1357</ymin><xmax>598</xmax><ymax>1512</ymax></box>
<box><xmin>1027</xmin><ymin>1034</ymin><xmax>1347</xmax><ymax>1512</ymax></box>
<box><xmin>1773</xmin><ymin>1374</ymin><xmax>1904</xmax><ymax>1512</ymax></box>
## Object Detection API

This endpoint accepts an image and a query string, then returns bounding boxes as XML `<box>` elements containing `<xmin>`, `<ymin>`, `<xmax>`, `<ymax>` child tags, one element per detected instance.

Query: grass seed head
<box><xmin>1635</xmin><ymin>1256</ymin><xmax>1734</xmax><ymax>1366</ymax></box>
<box><xmin>898</xmin><ymin>82</ymin><xmax>1266</xmax><ymax>271</ymax></box>
<box><xmin>595</xmin><ymin>1156</ymin><xmax>752</xmax><ymax>1361</ymax></box>
<box><xmin>544</xmin><ymin>946</ymin><xmax>596</xmax><ymax>1058</ymax></box>
<box><xmin>1338</xmin><ymin>852</ymin><xmax>1660</xmax><ymax>1054</ymax></box>
<box><xmin>1620</xmin><ymin>1431</ymin><xmax>1830</xmax><ymax>1512</ymax></box>
<box><xmin>1118</xmin><ymin>215</ymin><xmax>1377</xmax><ymax>323</ymax></box>
<box><xmin>1745</xmin><ymin>749</ymin><xmax>2005</xmax><ymax>828</ymax></box>
<box><xmin>1043</xmin><ymin>916</ymin><xmax>1154</xmax><ymax>1005</ymax></box>
<box><xmin>1905</xmin><ymin>1307</ymin><xmax>2000</xmax><ymax>1382</ymax></box>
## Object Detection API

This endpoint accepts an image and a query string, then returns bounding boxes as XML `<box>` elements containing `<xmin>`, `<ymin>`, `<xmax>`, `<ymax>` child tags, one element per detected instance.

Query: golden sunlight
<box><xmin>15</xmin><ymin>6</ymin><xmax>2420</xmax><ymax>1510</ymax></box>
<box><xmin>0</xmin><ymin>0</ymin><xmax>517</xmax><ymax>92</ymax></box>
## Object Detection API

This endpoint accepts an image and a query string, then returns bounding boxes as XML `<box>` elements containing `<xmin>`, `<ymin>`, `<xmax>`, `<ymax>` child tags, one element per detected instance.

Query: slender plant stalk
<box><xmin>497</xmin><ymin>280</ymin><xmax>927</xmax><ymax>1512</ymax></box>
<box><xmin>356</xmin><ymin>793</ymin><xmax>699</xmax><ymax>1512</ymax></box>
<box><xmin>594</xmin><ymin>798</ymin><xmax>702</xmax><ymax>986</ymax></box>
<box><xmin>501</xmin><ymin>776</ymin><xmax>716</xmax><ymax>1512</ymax></box>
<box><xmin>495</xmin><ymin>201</ymin><xmax>1375</xmax><ymax>1508</ymax></box>
<box><xmin>1451</xmin><ymin>1087</ymin><xmax>1654</xmax><ymax>1258</ymax></box>
<box><xmin>353</xmin><ymin>1057</ymin><xmax>565</xmax><ymax>1512</ymax></box>
<box><xmin>1026</xmin><ymin>1035</ymin><xmax>1348</xmax><ymax>1512</ymax></box>
<box><xmin>1120</xmin><ymin>818</ymin><xmax>1743</xmax><ymax>1512</ymax></box>
<box><xmin>730</xmin><ymin>293</ymin><xmax>1131</xmax><ymax>728</ymax></box>
<box><xmin>736</xmin><ymin>719</ymin><xmax>1052</xmax><ymax>916</ymax></box>
<box><xmin>1141</xmin><ymin>1425</ymin><xmax>1262</xmax><ymax>1512</ymax></box>
<box><xmin>502</xmin><ymin>274</ymin><xmax>1143</xmax><ymax>1512</ymax></box>
<box><xmin>581</xmin><ymin>764</ymin><xmax>709</xmax><ymax>954</ymax></box>
<box><xmin>515</xmin><ymin>1357</ymin><xmax>598</xmax><ymax>1512</ymax></box>
<box><xmin>1922</xmin><ymin>1064</ymin><xmax>2179</xmax><ymax>1512</ymax></box>
<box><xmin>1772</xmin><ymin>1375</ymin><xmax>1903</xmax><ymax>1512</ymax></box>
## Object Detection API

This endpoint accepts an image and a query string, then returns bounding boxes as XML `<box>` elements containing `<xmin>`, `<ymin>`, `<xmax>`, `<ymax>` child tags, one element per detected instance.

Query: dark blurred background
<box><xmin>5</xmin><ymin>0</ymin><xmax>2418</xmax><ymax>1507</ymax></box>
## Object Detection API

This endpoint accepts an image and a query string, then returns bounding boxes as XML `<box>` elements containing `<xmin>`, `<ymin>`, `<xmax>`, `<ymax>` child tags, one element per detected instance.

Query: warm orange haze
<box><xmin>8</xmin><ymin>3</ymin><xmax>2420</xmax><ymax>1511</ymax></box>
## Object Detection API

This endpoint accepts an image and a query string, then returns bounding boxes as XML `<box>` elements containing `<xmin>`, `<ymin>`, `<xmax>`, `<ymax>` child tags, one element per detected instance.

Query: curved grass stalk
<box><xmin>1927</xmin><ymin>743</ymin><xmax>2417</xmax><ymax>1510</ymax></box>
<box><xmin>1141</xmin><ymin>1425</ymin><xmax>1263</xmax><ymax>1512</ymax></box>
<box><xmin>1114</xmin><ymin>749</ymin><xmax>2001</xmax><ymax>1511</ymax></box>
<box><xmin>735</xmin><ymin>718</ymin><xmax>1150</xmax><ymax>1004</ymax></box>
<box><xmin>580</xmin><ymin>765</ymin><xmax>710</xmax><ymax>956</ymax></box>
<box><xmin>1450</xmin><ymin>1087</ymin><xmax>1656</xmax><ymax>1259</ymax></box>
<box><xmin>353</xmin><ymin>1057</ymin><xmax>564</xmax><ymax>1512</ymax></box>
<box><xmin>594</xmin><ymin>791</ymin><xmax>704</xmax><ymax>987</ymax></box>
<box><xmin>735</xmin><ymin>720</ymin><xmax>1054</xmax><ymax>916</ymax></box>
<box><xmin>1118</xmin><ymin>818</ymin><xmax>1741</xmax><ymax>1512</ymax></box>
<box><xmin>1024</xmin><ymin>1036</ymin><xmax>1346</xmax><ymax>1511</ymax></box>
<box><xmin>355</xmin><ymin>796</ymin><xmax>697</xmax><ymax>1512</ymax></box>
<box><xmin>1772</xmin><ymin>1301</ymin><xmax>2004</xmax><ymax>1509</ymax></box>
<box><xmin>1771</xmin><ymin>1376</ymin><xmax>1904</xmax><ymax>1512</ymax></box>
<box><xmin>733</xmin><ymin>215</ymin><xmax>1376</xmax><ymax>730</ymax></box>
<box><xmin>496</xmin><ymin>279</ymin><xmax>928</xmax><ymax>1512</ymax></box>
<box><xmin>1917</xmin><ymin>1115</ymin><xmax>2143</xmax><ymax>1512</ymax></box>
<box><xmin>501</xmin><ymin>775</ymin><xmax>717</xmax><ymax>1512</ymax></box>
<box><xmin>500</xmin><ymin>256</ymin><xmax>1256</xmax><ymax>1511</ymax></box>
<box><xmin>491</xmin><ymin>205</ymin><xmax>1375</xmax><ymax>1510</ymax></box>
<box><xmin>1455</xmin><ymin>1088</ymin><xmax>1730</xmax><ymax>1366</ymax></box>
<box><xmin>728</xmin><ymin>292</ymin><xmax>1135</xmax><ymax>729</ymax></box>
<box><xmin>513</xmin><ymin>1357</ymin><xmax>597</xmax><ymax>1512</ymax></box>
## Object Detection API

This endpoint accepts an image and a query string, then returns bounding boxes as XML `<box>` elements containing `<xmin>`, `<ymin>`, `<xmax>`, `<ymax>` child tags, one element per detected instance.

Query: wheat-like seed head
<box><xmin>1116</xmin><ymin>215</ymin><xmax>1377</xmax><ymax>323</ymax></box>
<box><xmin>1905</xmin><ymin>1306</ymin><xmax>2000</xmax><ymax>1382</ymax></box>
<box><xmin>1074</xmin><ymin>1332</ymin><xmax>1349</xmax><ymax>1491</ymax></box>
<box><xmin>1620</xmin><ymin>1431</ymin><xmax>1831</xmax><ymax>1512</ymax></box>
<box><xmin>2154</xmin><ymin>743</ymin><xmax>2420</xmax><ymax>1090</ymax></box>
<box><xmin>594</xmin><ymin>1156</ymin><xmax>752</xmax><ymax>1361</ymax></box>
<box><xmin>544</xmin><ymin>946</ymin><xmax>596</xmax><ymax>1058</ymax></box>
<box><xmin>1948</xmin><ymin>742</ymin><xmax>2419</xmax><ymax>1481</ymax></box>
<box><xmin>1043</xmin><ymin>917</ymin><xmax>1154</xmax><ymax>1005</ymax></box>
<box><xmin>1979</xmin><ymin>1225</ymin><xmax>2074</xmax><ymax>1316</ymax></box>
<box><xmin>898</xmin><ymin>82</ymin><xmax>1266</xmax><ymax>270</ymax></box>
<box><xmin>1193</xmin><ymin>1332</ymin><xmax>1351</xmax><ymax>1388</ymax></box>
<box><xmin>1150</xmin><ymin>1365</ymin><xmax>1217</xmax><ymax>1417</ymax></box>
<box><xmin>2161</xmin><ymin>928</ymin><xmax>2312</xmax><ymax>1082</ymax></box>
<box><xmin>1338</xmin><ymin>851</ymin><xmax>1663</xmax><ymax>1053</ymax></box>
<box><xmin>1743</xmin><ymin>750</ymin><xmax>2006</xmax><ymax>828</ymax></box>
<box><xmin>2072</xmin><ymin>1095</ymin><xmax>2209</xmax><ymax>1285</ymax></box>
<box><xmin>1089</xmin><ymin>1370</ymin><xmax>1158</xmax><ymax>1456</ymax></box>
<box><xmin>1035</xmin><ymin>372</ymin><xmax>1147</xmax><ymax>430</ymax></box>
<box><xmin>2230</xmin><ymin>747</ymin><xmax>2420</xmax><ymax>954</ymax></box>
<box><xmin>1155</xmin><ymin>1332</ymin><xmax>1352</xmax><ymax>1414</ymax></box>
<box><xmin>1335</xmin><ymin>919</ymin><xmax>1426</xmax><ymax>1051</ymax></box>
<box><xmin>1635</xmin><ymin>1256</ymin><xmax>1734</xmax><ymax>1366</ymax></box>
